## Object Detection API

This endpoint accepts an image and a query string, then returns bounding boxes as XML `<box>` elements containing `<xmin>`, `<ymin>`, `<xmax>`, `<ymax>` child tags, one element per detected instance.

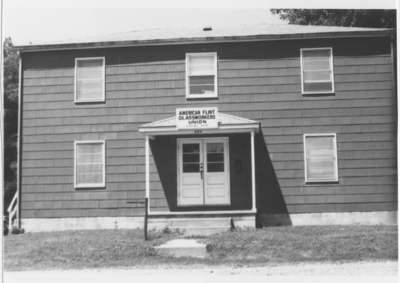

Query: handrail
<box><xmin>126</xmin><ymin>197</ymin><xmax>148</xmax><ymax>241</ymax></box>
<box><xmin>7</xmin><ymin>193</ymin><xmax>18</xmax><ymax>233</ymax></box>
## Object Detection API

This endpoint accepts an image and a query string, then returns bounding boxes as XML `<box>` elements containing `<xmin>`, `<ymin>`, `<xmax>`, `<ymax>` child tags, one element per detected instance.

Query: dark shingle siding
<box><xmin>20</xmin><ymin>37</ymin><xmax>397</xmax><ymax>218</ymax></box>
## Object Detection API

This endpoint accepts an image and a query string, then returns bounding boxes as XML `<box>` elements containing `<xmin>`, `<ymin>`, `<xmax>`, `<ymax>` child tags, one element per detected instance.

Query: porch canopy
<box><xmin>138</xmin><ymin>112</ymin><xmax>260</xmax><ymax>215</ymax></box>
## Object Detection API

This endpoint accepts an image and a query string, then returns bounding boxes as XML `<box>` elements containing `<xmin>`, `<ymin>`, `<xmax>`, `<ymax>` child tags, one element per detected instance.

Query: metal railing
<box><xmin>127</xmin><ymin>197</ymin><xmax>148</xmax><ymax>240</ymax></box>
<box><xmin>7</xmin><ymin>193</ymin><xmax>18</xmax><ymax>233</ymax></box>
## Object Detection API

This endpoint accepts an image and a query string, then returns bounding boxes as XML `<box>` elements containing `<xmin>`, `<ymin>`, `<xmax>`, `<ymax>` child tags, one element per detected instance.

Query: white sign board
<box><xmin>176</xmin><ymin>107</ymin><xmax>218</xmax><ymax>129</ymax></box>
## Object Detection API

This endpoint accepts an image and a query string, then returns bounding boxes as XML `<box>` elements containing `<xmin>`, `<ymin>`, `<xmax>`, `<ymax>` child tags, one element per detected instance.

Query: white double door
<box><xmin>178</xmin><ymin>138</ymin><xmax>230</xmax><ymax>206</ymax></box>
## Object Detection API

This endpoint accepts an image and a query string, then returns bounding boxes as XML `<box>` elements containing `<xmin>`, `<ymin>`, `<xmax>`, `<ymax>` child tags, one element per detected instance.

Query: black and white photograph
<box><xmin>1</xmin><ymin>0</ymin><xmax>398</xmax><ymax>282</ymax></box>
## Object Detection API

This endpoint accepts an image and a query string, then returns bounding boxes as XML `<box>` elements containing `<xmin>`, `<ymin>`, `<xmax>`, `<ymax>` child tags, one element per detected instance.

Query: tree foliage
<box><xmin>3</xmin><ymin>37</ymin><xmax>19</xmax><ymax>212</ymax></box>
<box><xmin>270</xmin><ymin>9</ymin><xmax>396</xmax><ymax>28</ymax></box>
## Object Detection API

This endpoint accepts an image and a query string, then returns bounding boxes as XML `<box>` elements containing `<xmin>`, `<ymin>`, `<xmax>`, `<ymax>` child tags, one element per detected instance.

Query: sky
<box><xmin>1</xmin><ymin>0</ymin><xmax>397</xmax><ymax>46</ymax></box>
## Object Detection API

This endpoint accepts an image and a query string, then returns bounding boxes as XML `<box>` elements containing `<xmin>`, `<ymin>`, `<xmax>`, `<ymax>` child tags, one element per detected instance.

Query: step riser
<box><xmin>149</xmin><ymin>218</ymin><xmax>231</xmax><ymax>228</ymax></box>
<box><xmin>172</xmin><ymin>227</ymin><xmax>229</xmax><ymax>236</ymax></box>
<box><xmin>168</xmin><ymin>220</ymin><xmax>231</xmax><ymax>228</ymax></box>
<box><xmin>148</xmin><ymin>216</ymin><xmax>255</xmax><ymax>235</ymax></box>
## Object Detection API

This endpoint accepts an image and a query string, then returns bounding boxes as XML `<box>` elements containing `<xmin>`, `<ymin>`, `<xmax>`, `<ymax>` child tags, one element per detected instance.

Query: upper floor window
<box><xmin>304</xmin><ymin>134</ymin><xmax>338</xmax><ymax>183</ymax></box>
<box><xmin>75</xmin><ymin>141</ymin><xmax>105</xmax><ymax>188</ymax></box>
<box><xmin>301</xmin><ymin>48</ymin><xmax>334</xmax><ymax>94</ymax></box>
<box><xmin>186</xmin><ymin>53</ymin><xmax>218</xmax><ymax>99</ymax></box>
<box><xmin>75</xmin><ymin>58</ymin><xmax>105</xmax><ymax>103</ymax></box>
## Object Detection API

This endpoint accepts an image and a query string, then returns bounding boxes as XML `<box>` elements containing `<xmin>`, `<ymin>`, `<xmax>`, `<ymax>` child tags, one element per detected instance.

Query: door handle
<box><xmin>200</xmin><ymin>170</ymin><xmax>203</xmax><ymax>179</ymax></box>
<box><xmin>200</xmin><ymin>163</ymin><xmax>204</xmax><ymax>179</ymax></box>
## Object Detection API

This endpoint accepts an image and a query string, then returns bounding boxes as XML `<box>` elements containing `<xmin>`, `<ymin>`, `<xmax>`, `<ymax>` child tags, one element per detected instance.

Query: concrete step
<box><xmin>174</xmin><ymin>226</ymin><xmax>230</xmax><ymax>236</ymax></box>
<box><xmin>168</xmin><ymin>217</ymin><xmax>231</xmax><ymax>228</ymax></box>
<box><xmin>148</xmin><ymin>215</ymin><xmax>255</xmax><ymax>235</ymax></box>
<box><xmin>155</xmin><ymin>239</ymin><xmax>207</xmax><ymax>258</ymax></box>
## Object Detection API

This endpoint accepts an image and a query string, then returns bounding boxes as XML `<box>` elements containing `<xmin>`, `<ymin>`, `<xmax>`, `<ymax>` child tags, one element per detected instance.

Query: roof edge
<box><xmin>14</xmin><ymin>29</ymin><xmax>395</xmax><ymax>53</ymax></box>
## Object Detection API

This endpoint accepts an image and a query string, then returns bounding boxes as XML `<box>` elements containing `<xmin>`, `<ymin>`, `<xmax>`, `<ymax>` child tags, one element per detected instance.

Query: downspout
<box><xmin>390</xmin><ymin>35</ymin><xmax>398</xmax><ymax>181</ymax></box>
<box><xmin>17</xmin><ymin>53</ymin><xmax>22</xmax><ymax>228</ymax></box>
<box><xmin>390</xmin><ymin>35</ymin><xmax>397</xmax><ymax>130</ymax></box>
<box><xmin>390</xmin><ymin>34</ymin><xmax>398</xmax><ymax>196</ymax></box>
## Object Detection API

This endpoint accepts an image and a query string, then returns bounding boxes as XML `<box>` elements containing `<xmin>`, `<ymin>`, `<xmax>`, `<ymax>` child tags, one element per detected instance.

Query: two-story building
<box><xmin>12</xmin><ymin>24</ymin><xmax>397</xmax><ymax>233</ymax></box>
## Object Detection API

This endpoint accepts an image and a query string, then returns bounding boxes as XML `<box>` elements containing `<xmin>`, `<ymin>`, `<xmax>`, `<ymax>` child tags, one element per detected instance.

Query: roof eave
<box><xmin>14</xmin><ymin>30</ymin><xmax>395</xmax><ymax>53</ymax></box>
<box><xmin>139</xmin><ymin>124</ymin><xmax>260</xmax><ymax>136</ymax></box>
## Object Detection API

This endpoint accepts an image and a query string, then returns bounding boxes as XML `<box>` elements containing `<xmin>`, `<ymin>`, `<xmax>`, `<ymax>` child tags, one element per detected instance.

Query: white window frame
<box><xmin>186</xmin><ymin>52</ymin><xmax>218</xmax><ymax>99</ymax></box>
<box><xmin>75</xmin><ymin>57</ymin><xmax>106</xmax><ymax>103</ymax></box>
<box><xmin>300</xmin><ymin>48</ymin><xmax>335</xmax><ymax>94</ymax></box>
<box><xmin>74</xmin><ymin>140</ymin><xmax>106</xmax><ymax>189</ymax></box>
<box><xmin>303</xmin><ymin>133</ymin><xmax>338</xmax><ymax>183</ymax></box>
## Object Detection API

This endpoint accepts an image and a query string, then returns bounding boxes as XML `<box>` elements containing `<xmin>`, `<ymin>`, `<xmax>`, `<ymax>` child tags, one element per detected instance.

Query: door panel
<box><xmin>182</xmin><ymin>175</ymin><xmax>202</xmax><ymax>185</ymax></box>
<box><xmin>206</xmin><ymin>175</ymin><xmax>225</xmax><ymax>185</ymax></box>
<box><xmin>178</xmin><ymin>140</ymin><xmax>203</xmax><ymax>205</ymax></box>
<box><xmin>206</xmin><ymin>187</ymin><xmax>226</xmax><ymax>197</ymax></box>
<box><xmin>182</xmin><ymin>187</ymin><xmax>202</xmax><ymax>198</ymax></box>
<box><xmin>204</xmin><ymin>139</ymin><xmax>230</xmax><ymax>205</ymax></box>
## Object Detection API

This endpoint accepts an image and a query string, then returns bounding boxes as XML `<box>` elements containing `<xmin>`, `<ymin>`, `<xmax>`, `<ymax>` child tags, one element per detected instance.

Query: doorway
<box><xmin>177</xmin><ymin>137</ymin><xmax>230</xmax><ymax>206</ymax></box>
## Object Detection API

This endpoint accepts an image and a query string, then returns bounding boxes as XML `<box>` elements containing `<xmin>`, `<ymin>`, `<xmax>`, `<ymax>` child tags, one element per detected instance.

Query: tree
<box><xmin>270</xmin><ymin>9</ymin><xmax>396</xmax><ymax>28</ymax></box>
<box><xmin>3</xmin><ymin>37</ymin><xmax>19</xmax><ymax>213</ymax></box>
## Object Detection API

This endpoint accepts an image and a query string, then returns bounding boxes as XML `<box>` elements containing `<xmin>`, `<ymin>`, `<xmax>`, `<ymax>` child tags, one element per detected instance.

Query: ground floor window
<box><xmin>304</xmin><ymin>134</ymin><xmax>338</xmax><ymax>183</ymax></box>
<box><xmin>74</xmin><ymin>141</ymin><xmax>105</xmax><ymax>188</ymax></box>
<box><xmin>177</xmin><ymin>137</ymin><xmax>230</xmax><ymax>206</ymax></box>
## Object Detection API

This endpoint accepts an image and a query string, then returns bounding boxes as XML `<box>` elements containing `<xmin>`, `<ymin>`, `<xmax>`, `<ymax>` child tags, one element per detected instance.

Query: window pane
<box><xmin>189</xmin><ymin>56</ymin><xmax>214</xmax><ymax>75</ymax></box>
<box><xmin>190</xmin><ymin>85</ymin><xmax>215</xmax><ymax>95</ymax></box>
<box><xmin>183</xmin><ymin>163</ymin><xmax>200</xmax><ymax>173</ymax></box>
<box><xmin>207</xmin><ymin>163</ymin><xmax>224</xmax><ymax>172</ymax></box>
<box><xmin>207</xmin><ymin>153</ymin><xmax>224</xmax><ymax>162</ymax></box>
<box><xmin>303</xmin><ymin>49</ymin><xmax>330</xmax><ymax>58</ymax></box>
<box><xmin>308</xmin><ymin>148</ymin><xmax>334</xmax><ymax>157</ymax></box>
<box><xmin>183</xmin><ymin>153</ymin><xmax>200</xmax><ymax>163</ymax></box>
<box><xmin>78</xmin><ymin>153</ymin><xmax>102</xmax><ymax>164</ymax></box>
<box><xmin>189</xmin><ymin>76</ymin><xmax>215</xmax><ymax>95</ymax></box>
<box><xmin>303</xmin><ymin>59</ymin><xmax>330</xmax><ymax>71</ymax></box>
<box><xmin>307</xmin><ymin>159</ymin><xmax>335</xmax><ymax>180</ymax></box>
<box><xmin>183</xmin><ymin>144</ymin><xmax>199</xmax><ymax>153</ymax></box>
<box><xmin>190</xmin><ymin>76</ymin><xmax>214</xmax><ymax>85</ymax></box>
<box><xmin>307</xmin><ymin>137</ymin><xmax>333</xmax><ymax>147</ymax></box>
<box><xmin>77</xmin><ymin>79</ymin><xmax>103</xmax><ymax>100</ymax></box>
<box><xmin>304</xmin><ymin>70</ymin><xmax>331</xmax><ymax>82</ymax></box>
<box><xmin>78</xmin><ymin>144</ymin><xmax>103</xmax><ymax>154</ymax></box>
<box><xmin>78</xmin><ymin>60</ymin><xmax>103</xmax><ymax>79</ymax></box>
<box><xmin>207</xmin><ymin>143</ymin><xmax>224</xmax><ymax>153</ymax></box>
<box><xmin>78</xmin><ymin>173</ymin><xmax>103</xmax><ymax>184</ymax></box>
<box><xmin>189</xmin><ymin>56</ymin><xmax>214</xmax><ymax>65</ymax></box>
<box><xmin>77</xmin><ymin>164</ymin><xmax>103</xmax><ymax>174</ymax></box>
<box><xmin>306</xmin><ymin>137</ymin><xmax>334</xmax><ymax>158</ymax></box>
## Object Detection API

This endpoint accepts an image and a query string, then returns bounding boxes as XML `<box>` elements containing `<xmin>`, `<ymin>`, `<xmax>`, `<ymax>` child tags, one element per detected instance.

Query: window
<box><xmin>75</xmin><ymin>141</ymin><xmax>105</xmax><ymax>188</ymax></box>
<box><xmin>301</xmin><ymin>48</ymin><xmax>334</xmax><ymax>94</ymax></box>
<box><xmin>75</xmin><ymin>58</ymin><xmax>105</xmax><ymax>103</ymax></box>
<box><xmin>304</xmin><ymin>134</ymin><xmax>338</xmax><ymax>182</ymax></box>
<box><xmin>186</xmin><ymin>53</ymin><xmax>218</xmax><ymax>98</ymax></box>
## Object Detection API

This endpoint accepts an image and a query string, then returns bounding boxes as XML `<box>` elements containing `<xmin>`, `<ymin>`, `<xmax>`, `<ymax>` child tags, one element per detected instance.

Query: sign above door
<box><xmin>176</xmin><ymin>107</ymin><xmax>219</xmax><ymax>129</ymax></box>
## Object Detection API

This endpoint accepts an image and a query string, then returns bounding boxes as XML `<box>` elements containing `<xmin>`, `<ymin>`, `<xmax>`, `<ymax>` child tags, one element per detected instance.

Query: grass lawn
<box><xmin>4</xmin><ymin>225</ymin><xmax>398</xmax><ymax>271</ymax></box>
